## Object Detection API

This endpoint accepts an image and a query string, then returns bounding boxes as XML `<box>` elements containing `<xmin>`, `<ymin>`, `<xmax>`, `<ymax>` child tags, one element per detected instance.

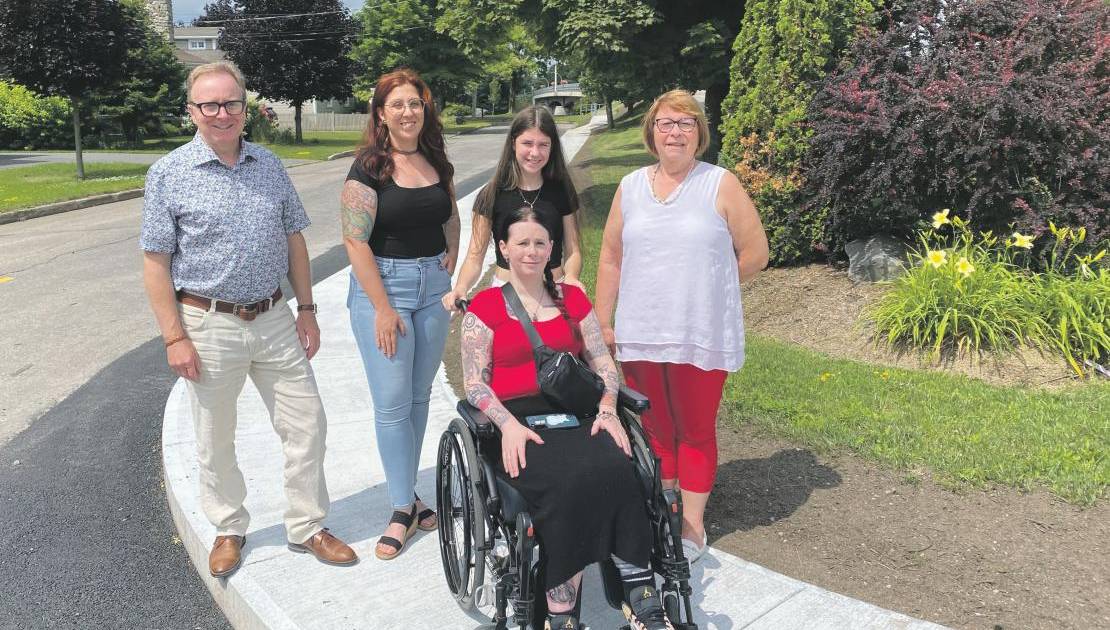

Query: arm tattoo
<box><xmin>547</xmin><ymin>580</ymin><xmax>578</xmax><ymax>605</ymax></box>
<box><xmin>341</xmin><ymin>180</ymin><xmax>377</xmax><ymax>241</ymax></box>
<box><xmin>461</xmin><ymin>312</ymin><xmax>517</xmax><ymax>428</ymax></box>
<box><xmin>579</xmin><ymin>310</ymin><xmax>620</xmax><ymax>406</ymax></box>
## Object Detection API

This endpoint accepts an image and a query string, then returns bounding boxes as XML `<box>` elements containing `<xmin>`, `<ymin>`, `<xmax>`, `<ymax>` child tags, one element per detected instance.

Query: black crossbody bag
<box><xmin>501</xmin><ymin>284</ymin><xmax>605</xmax><ymax>418</ymax></box>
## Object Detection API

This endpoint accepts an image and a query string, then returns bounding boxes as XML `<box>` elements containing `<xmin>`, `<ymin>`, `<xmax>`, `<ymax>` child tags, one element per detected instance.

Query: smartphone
<box><xmin>524</xmin><ymin>413</ymin><xmax>581</xmax><ymax>430</ymax></box>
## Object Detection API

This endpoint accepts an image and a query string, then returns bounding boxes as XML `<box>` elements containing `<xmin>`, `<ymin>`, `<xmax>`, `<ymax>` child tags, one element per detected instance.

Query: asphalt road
<box><xmin>0</xmin><ymin>151</ymin><xmax>315</xmax><ymax>171</ymax></box>
<box><xmin>0</xmin><ymin>125</ymin><xmax>515</xmax><ymax>628</ymax></box>
<box><xmin>0</xmin><ymin>151</ymin><xmax>168</xmax><ymax>170</ymax></box>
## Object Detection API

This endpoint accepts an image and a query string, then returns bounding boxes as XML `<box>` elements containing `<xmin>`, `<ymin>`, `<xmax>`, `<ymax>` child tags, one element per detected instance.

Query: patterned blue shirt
<box><xmin>140</xmin><ymin>134</ymin><xmax>310</xmax><ymax>303</ymax></box>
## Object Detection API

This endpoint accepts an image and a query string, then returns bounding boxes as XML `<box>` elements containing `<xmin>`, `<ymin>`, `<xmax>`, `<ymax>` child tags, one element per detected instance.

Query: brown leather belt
<box><xmin>176</xmin><ymin>288</ymin><xmax>282</xmax><ymax>322</ymax></box>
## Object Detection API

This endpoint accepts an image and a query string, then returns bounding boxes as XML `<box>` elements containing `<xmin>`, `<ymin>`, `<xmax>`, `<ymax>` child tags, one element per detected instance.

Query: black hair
<box><xmin>497</xmin><ymin>206</ymin><xmax>577</xmax><ymax>339</ymax></box>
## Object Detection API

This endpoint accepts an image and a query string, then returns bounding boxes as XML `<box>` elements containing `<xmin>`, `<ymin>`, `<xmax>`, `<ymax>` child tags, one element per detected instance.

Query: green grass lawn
<box><xmin>572</xmin><ymin>113</ymin><xmax>1110</xmax><ymax>505</ymax></box>
<box><xmin>555</xmin><ymin>111</ymin><xmax>596</xmax><ymax>127</ymax></box>
<box><xmin>0</xmin><ymin>162</ymin><xmax>148</xmax><ymax>213</ymax></box>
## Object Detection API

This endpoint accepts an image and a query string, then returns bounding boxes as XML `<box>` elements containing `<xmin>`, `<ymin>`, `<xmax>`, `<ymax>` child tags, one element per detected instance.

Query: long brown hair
<box><xmin>355</xmin><ymin>68</ymin><xmax>454</xmax><ymax>185</ymax></box>
<box><xmin>473</xmin><ymin>106</ymin><xmax>579</xmax><ymax>220</ymax></box>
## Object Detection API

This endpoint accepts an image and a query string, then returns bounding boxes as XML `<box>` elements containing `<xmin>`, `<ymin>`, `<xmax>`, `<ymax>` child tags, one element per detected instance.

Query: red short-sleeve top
<box><xmin>468</xmin><ymin>284</ymin><xmax>593</xmax><ymax>401</ymax></box>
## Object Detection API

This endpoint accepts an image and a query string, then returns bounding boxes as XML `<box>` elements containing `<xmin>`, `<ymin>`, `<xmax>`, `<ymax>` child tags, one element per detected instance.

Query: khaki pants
<box><xmin>180</xmin><ymin>300</ymin><xmax>329</xmax><ymax>544</ymax></box>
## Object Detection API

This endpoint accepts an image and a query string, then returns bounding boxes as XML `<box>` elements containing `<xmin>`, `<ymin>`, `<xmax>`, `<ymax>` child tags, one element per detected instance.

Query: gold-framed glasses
<box><xmin>386</xmin><ymin>98</ymin><xmax>426</xmax><ymax>114</ymax></box>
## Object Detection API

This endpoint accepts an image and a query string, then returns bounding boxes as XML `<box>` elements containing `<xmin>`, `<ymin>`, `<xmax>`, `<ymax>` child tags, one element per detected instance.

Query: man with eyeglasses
<box><xmin>140</xmin><ymin>61</ymin><xmax>357</xmax><ymax>578</ymax></box>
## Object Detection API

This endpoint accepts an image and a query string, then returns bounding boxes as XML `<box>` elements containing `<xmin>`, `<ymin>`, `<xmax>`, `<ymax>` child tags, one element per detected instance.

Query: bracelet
<box><xmin>296</xmin><ymin>303</ymin><xmax>318</xmax><ymax>314</ymax></box>
<box><xmin>164</xmin><ymin>333</ymin><xmax>188</xmax><ymax>348</ymax></box>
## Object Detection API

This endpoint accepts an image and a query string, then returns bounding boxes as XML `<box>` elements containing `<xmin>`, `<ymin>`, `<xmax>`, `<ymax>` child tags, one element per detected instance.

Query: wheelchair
<box><xmin>435</xmin><ymin>386</ymin><xmax>698</xmax><ymax>630</ymax></box>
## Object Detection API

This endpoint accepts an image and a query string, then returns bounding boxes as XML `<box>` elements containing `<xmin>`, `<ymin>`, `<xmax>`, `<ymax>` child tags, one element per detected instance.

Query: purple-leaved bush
<box><xmin>805</xmin><ymin>0</ymin><xmax>1109</xmax><ymax>259</ymax></box>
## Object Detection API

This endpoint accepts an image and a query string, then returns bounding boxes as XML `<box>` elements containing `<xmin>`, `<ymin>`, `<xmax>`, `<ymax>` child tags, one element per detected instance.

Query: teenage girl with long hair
<box><xmin>442</xmin><ymin>105</ymin><xmax>583</xmax><ymax>312</ymax></box>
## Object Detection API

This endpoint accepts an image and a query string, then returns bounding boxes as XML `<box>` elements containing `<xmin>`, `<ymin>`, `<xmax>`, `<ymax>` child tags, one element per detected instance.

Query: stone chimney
<box><xmin>143</xmin><ymin>0</ymin><xmax>174</xmax><ymax>40</ymax></box>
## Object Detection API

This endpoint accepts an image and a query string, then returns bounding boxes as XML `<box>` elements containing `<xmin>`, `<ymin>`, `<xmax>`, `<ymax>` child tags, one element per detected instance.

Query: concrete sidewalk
<box><xmin>160</xmin><ymin>115</ymin><xmax>946</xmax><ymax>629</ymax></box>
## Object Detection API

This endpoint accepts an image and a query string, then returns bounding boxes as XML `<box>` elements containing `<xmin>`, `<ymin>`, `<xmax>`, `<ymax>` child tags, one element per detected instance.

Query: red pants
<box><xmin>621</xmin><ymin>361</ymin><xmax>728</xmax><ymax>493</ymax></box>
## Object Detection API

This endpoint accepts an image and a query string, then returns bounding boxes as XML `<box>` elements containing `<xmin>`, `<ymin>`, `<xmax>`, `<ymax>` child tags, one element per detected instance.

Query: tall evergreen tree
<box><xmin>718</xmin><ymin>0</ymin><xmax>876</xmax><ymax>264</ymax></box>
<box><xmin>94</xmin><ymin>0</ymin><xmax>186</xmax><ymax>144</ymax></box>
<box><xmin>203</xmin><ymin>0</ymin><xmax>356</xmax><ymax>143</ymax></box>
<box><xmin>0</xmin><ymin>0</ymin><xmax>142</xmax><ymax>178</ymax></box>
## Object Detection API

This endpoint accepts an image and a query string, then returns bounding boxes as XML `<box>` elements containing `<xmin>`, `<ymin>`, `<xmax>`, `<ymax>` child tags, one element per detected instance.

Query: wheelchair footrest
<box><xmin>659</xmin><ymin>557</ymin><xmax>691</xmax><ymax>582</ymax></box>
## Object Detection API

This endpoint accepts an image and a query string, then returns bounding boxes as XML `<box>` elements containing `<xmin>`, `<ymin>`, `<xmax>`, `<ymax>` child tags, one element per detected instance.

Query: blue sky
<box><xmin>172</xmin><ymin>0</ymin><xmax>364</xmax><ymax>25</ymax></box>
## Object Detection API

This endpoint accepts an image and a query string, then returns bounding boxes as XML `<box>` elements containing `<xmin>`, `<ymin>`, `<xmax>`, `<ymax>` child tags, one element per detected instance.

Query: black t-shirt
<box><xmin>487</xmin><ymin>180</ymin><xmax>574</xmax><ymax>270</ymax></box>
<box><xmin>346</xmin><ymin>160</ymin><xmax>451</xmax><ymax>258</ymax></box>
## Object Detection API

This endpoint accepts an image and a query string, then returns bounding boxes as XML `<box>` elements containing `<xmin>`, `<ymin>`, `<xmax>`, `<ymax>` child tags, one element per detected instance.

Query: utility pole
<box><xmin>553</xmin><ymin>60</ymin><xmax>558</xmax><ymax>98</ymax></box>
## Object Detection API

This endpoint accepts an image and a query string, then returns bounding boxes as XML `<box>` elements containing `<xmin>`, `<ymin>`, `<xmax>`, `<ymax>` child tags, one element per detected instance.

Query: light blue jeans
<box><xmin>348</xmin><ymin>254</ymin><xmax>452</xmax><ymax>509</ymax></box>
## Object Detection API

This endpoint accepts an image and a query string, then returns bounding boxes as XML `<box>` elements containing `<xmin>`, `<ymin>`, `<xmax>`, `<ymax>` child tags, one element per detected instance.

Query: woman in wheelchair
<box><xmin>459</xmin><ymin>207</ymin><xmax>675</xmax><ymax>630</ymax></box>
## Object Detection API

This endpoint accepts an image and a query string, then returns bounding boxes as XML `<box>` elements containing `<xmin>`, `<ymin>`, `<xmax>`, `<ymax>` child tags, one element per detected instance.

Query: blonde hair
<box><xmin>186</xmin><ymin>61</ymin><xmax>247</xmax><ymax>100</ymax></box>
<box><xmin>641</xmin><ymin>89</ymin><xmax>710</xmax><ymax>158</ymax></box>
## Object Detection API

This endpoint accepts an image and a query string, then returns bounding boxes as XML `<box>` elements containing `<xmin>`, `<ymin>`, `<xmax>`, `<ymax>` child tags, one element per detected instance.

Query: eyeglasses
<box><xmin>654</xmin><ymin>117</ymin><xmax>697</xmax><ymax>133</ymax></box>
<box><xmin>189</xmin><ymin>100</ymin><xmax>246</xmax><ymax>117</ymax></box>
<box><xmin>386</xmin><ymin>99</ymin><xmax>425</xmax><ymax>114</ymax></box>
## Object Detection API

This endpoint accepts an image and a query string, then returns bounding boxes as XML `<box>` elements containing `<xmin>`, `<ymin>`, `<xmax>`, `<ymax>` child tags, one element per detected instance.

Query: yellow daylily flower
<box><xmin>1010</xmin><ymin>232</ymin><xmax>1034</xmax><ymax>249</ymax></box>
<box><xmin>955</xmin><ymin>257</ymin><xmax>975</xmax><ymax>277</ymax></box>
<box><xmin>926</xmin><ymin>250</ymin><xmax>947</xmax><ymax>268</ymax></box>
<box><xmin>931</xmin><ymin>208</ymin><xmax>951</xmax><ymax>229</ymax></box>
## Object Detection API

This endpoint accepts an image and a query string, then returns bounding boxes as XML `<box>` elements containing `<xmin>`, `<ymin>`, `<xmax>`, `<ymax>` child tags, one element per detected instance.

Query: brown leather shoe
<box><xmin>209</xmin><ymin>535</ymin><xmax>245</xmax><ymax>577</ymax></box>
<box><xmin>287</xmin><ymin>528</ymin><xmax>358</xmax><ymax>566</ymax></box>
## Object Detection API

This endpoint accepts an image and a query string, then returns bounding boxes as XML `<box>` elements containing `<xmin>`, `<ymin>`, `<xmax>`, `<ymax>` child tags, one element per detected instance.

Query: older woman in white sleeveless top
<box><xmin>595</xmin><ymin>90</ymin><xmax>769</xmax><ymax>563</ymax></box>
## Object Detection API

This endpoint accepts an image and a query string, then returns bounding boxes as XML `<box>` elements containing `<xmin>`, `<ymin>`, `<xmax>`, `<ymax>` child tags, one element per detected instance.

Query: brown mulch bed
<box><xmin>710</xmin><ymin>423</ymin><xmax>1109</xmax><ymax>630</ymax></box>
<box><xmin>741</xmin><ymin>264</ymin><xmax>1078</xmax><ymax>389</ymax></box>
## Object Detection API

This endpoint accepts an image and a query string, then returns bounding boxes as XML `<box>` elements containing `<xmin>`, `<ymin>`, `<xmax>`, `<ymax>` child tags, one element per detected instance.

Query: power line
<box><xmin>197</xmin><ymin>10</ymin><xmax>346</xmax><ymax>25</ymax></box>
<box><xmin>194</xmin><ymin>0</ymin><xmax>417</xmax><ymax>25</ymax></box>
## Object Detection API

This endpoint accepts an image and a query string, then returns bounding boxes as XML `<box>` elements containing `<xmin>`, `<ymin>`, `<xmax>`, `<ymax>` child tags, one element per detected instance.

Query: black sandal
<box><xmin>414</xmin><ymin>493</ymin><xmax>438</xmax><ymax>532</ymax></box>
<box><xmin>375</xmin><ymin>504</ymin><xmax>417</xmax><ymax>560</ymax></box>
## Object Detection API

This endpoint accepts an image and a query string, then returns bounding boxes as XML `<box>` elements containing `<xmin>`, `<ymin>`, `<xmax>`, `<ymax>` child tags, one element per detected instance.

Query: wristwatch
<box><xmin>296</xmin><ymin>303</ymin><xmax>318</xmax><ymax>314</ymax></box>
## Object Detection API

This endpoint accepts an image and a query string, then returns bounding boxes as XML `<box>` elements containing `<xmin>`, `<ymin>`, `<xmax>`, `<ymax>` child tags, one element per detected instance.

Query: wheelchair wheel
<box><xmin>436</xmin><ymin>416</ymin><xmax>488</xmax><ymax>610</ymax></box>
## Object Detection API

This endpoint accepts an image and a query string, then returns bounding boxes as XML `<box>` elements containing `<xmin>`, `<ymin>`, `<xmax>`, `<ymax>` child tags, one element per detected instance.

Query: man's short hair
<box><xmin>641</xmin><ymin>89</ymin><xmax>710</xmax><ymax>158</ymax></box>
<box><xmin>186</xmin><ymin>61</ymin><xmax>247</xmax><ymax>100</ymax></box>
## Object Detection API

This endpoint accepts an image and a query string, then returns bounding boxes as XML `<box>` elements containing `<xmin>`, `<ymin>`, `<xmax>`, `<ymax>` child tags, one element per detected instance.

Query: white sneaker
<box><xmin>681</xmin><ymin>531</ymin><xmax>708</xmax><ymax>564</ymax></box>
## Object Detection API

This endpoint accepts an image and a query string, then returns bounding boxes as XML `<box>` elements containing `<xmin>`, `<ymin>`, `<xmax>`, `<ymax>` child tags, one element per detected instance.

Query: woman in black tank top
<box><xmin>442</xmin><ymin>105</ymin><xmax>583</xmax><ymax>312</ymax></box>
<box><xmin>339</xmin><ymin>69</ymin><xmax>460</xmax><ymax>561</ymax></box>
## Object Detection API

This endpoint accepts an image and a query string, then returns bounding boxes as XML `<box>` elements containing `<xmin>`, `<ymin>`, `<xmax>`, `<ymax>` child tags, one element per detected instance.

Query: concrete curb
<box><xmin>0</xmin><ymin>189</ymin><xmax>144</xmax><ymax>225</ymax></box>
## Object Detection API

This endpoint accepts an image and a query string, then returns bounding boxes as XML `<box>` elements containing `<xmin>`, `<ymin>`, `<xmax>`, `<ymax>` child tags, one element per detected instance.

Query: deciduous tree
<box><xmin>349</xmin><ymin>0</ymin><xmax>481</xmax><ymax>108</ymax></box>
<box><xmin>0</xmin><ymin>0</ymin><xmax>141</xmax><ymax>178</ymax></box>
<box><xmin>204</xmin><ymin>0</ymin><xmax>356</xmax><ymax>143</ymax></box>
<box><xmin>94</xmin><ymin>0</ymin><xmax>187</xmax><ymax>144</ymax></box>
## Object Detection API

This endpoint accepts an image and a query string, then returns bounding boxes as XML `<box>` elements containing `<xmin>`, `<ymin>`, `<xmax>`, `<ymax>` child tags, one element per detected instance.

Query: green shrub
<box><xmin>717</xmin><ymin>0</ymin><xmax>875</xmax><ymax>264</ymax></box>
<box><xmin>868</xmin><ymin>214</ymin><xmax>1043</xmax><ymax>356</ymax></box>
<box><xmin>806</xmin><ymin>0</ymin><xmax>1110</xmax><ymax>259</ymax></box>
<box><xmin>442</xmin><ymin>102</ymin><xmax>470</xmax><ymax>119</ymax></box>
<box><xmin>0</xmin><ymin>81</ymin><xmax>71</xmax><ymax>149</ymax></box>
<box><xmin>869</xmin><ymin>213</ymin><xmax>1110</xmax><ymax>376</ymax></box>
<box><xmin>1033</xmin><ymin>225</ymin><xmax>1110</xmax><ymax>375</ymax></box>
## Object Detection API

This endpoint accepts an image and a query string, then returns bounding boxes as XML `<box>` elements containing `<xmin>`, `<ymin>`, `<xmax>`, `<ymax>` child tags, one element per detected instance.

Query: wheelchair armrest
<box><xmin>456</xmin><ymin>400</ymin><xmax>498</xmax><ymax>439</ymax></box>
<box><xmin>618</xmin><ymin>385</ymin><xmax>651</xmax><ymax>413</ymax></box>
